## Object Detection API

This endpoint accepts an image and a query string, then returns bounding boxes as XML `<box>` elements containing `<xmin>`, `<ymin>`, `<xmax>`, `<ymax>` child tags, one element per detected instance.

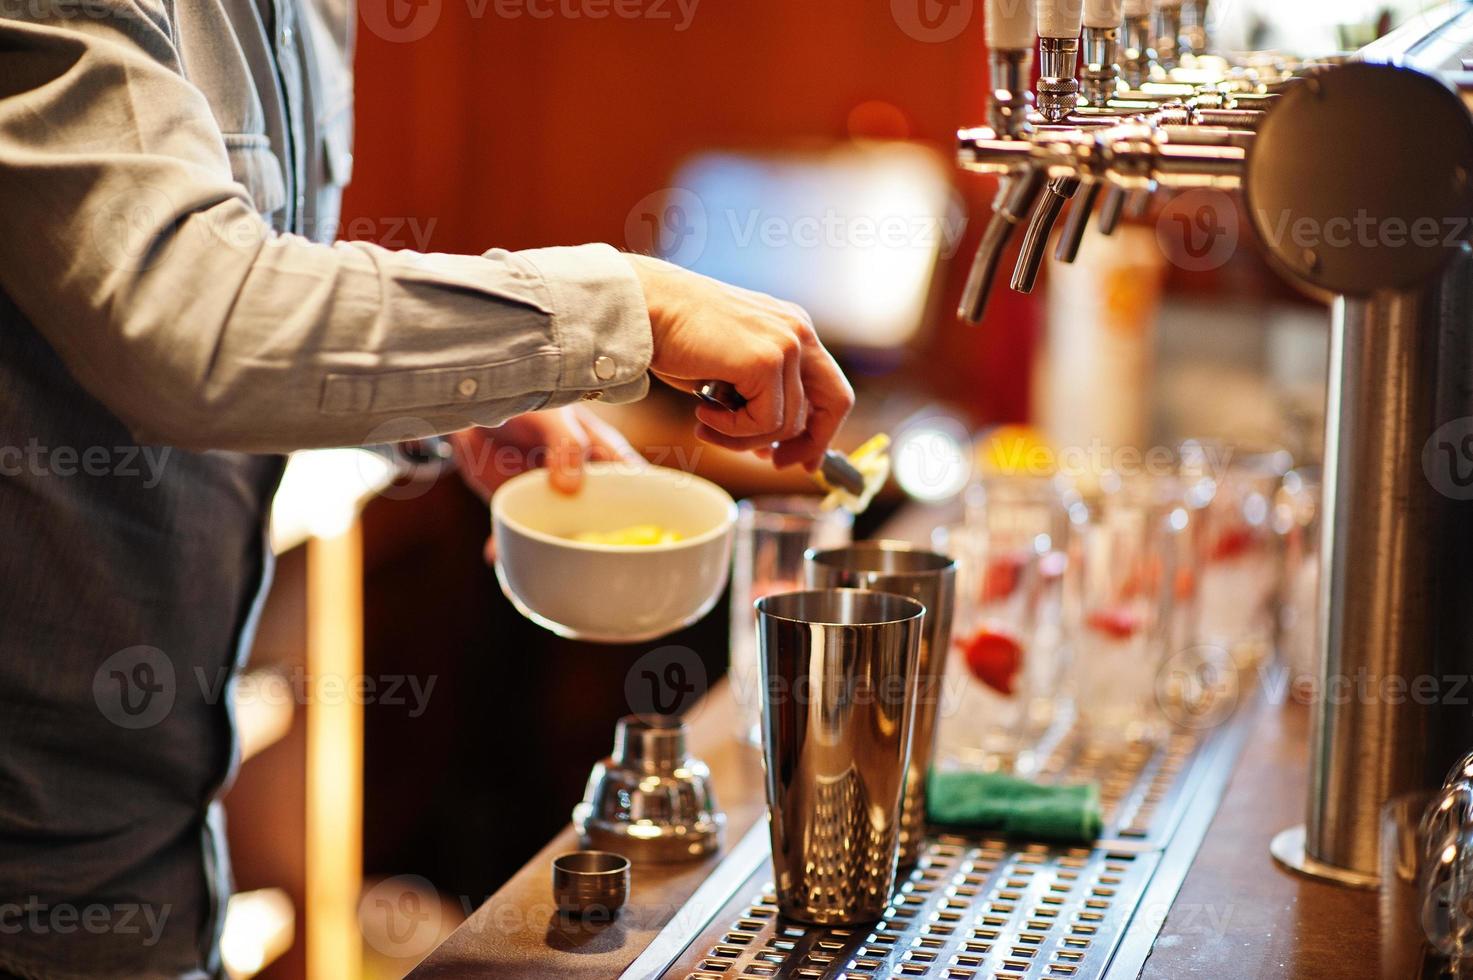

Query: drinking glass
<box><xmin>728</xmin><ymin>497</ymin><xmax>852</xmax><ymax>743</ymax></box>
<box><xmin>1062</xmin><ymin>475</ymin><xmax>1185</xmax><ymax>744</ymax></box>
<box><xmin>1193</xmin><ymin>450</ymin><xmax>1290</xmax><ymax>670</ymax></box>
<box><xmin>964</xmin><ymin>474</ymin><xmax>1072</xmax><ymax>738</ymax></box>
<box><xmin>1275</xmin><ymin>466</ymin><xmax>1321</xmax><ymax>701</ymax></box>
<box><xmin>932</xmin><ymin>522</ymin><xmax>1044</xmax><ymax>772</ymax></box>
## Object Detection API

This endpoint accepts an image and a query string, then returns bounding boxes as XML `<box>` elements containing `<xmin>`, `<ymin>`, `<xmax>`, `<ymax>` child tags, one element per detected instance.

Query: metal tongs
<box><xmin>693</xmin><ymin>381</ymin><xmax>867</xmax><ymax>495</ymax></box>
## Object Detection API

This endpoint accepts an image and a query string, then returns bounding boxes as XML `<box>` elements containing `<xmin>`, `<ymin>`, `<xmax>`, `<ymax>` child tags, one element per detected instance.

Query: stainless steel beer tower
<box><xmin>958</xmin><ymin>0</ymin><xmax>1473</xmax><ymax>884</ymax></box>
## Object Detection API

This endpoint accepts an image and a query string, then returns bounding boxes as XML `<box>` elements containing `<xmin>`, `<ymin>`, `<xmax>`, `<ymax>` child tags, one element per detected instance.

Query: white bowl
<box><xmin>491</xmin><ymin>462</ymin><xmax>737</xmax><ymax>643</ymax></box>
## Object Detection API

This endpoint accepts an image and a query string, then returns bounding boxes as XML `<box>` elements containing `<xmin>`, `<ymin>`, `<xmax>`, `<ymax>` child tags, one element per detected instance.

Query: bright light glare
<box><xmin>894</xmin><ymin>422</ymin><xmax>972</xmax><ymax>502</ymax></box>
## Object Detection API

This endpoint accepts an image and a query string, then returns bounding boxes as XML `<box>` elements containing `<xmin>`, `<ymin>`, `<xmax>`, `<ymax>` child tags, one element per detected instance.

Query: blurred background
<box><xmin>216</xmin><ymin>1</ymin><xmax>1431</xmax><ymax>976</ymax></box>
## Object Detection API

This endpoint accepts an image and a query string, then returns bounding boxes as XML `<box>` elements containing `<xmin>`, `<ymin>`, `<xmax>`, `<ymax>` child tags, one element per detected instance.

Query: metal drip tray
<box><xmin>1033</xmin><ymin>729</ymin><xmax>1200</xmax><ymax>848</ymax></box>
<box><xmin>670</xmin><ymin>839</ymin><xmax>1159</xmax><ymax>980</ymax></box>
<box><xmin>623</xmin><ymin>688</ymin><xmax>1260</xmax><ymax>980</ymax></box>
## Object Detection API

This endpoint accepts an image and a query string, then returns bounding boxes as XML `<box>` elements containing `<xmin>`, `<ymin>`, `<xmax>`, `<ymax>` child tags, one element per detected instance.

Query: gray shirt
<box><xmin>0</xmin><ymin>0</ymin><xmax>653</xmax><ymax>975</ymax></box>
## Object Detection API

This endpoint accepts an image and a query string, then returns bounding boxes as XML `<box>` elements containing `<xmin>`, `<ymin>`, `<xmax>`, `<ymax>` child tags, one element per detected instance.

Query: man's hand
<box><xmin>453</xmin><ymin>406</ymin><xmax>640</xmax><ymax>561</ymax></box>
<box><xmin>623</xmin><ymin>253</ymin><xmax>855</xmax><ymax>472</ymax></box>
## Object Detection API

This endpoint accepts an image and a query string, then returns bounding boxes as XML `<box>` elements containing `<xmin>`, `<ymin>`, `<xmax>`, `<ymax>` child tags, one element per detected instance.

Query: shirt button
<box><xmin>593</xmin><ymin>355</ymin><xmax>617</xmax><ymax>381</ymax></box>
<box><xmin>456</xmin><ymin>377</ymin><xmax>479</xmax><ymax>398</ymax></box>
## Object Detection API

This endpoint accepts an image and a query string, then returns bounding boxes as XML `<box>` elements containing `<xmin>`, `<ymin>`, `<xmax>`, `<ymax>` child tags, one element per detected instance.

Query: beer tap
<box><xmin>1055</xmin><ymin>0</ymin><xmax>1125</xmax><ymax>263</ymax></box>
<box><xmin>987</xmin><ymin>0</ymin><xmax>1036</xmax><ymax>140</ymax></box>
<box><xmin>958</xmin><ymin>0</ymin><xmax>1271</xmax><ymax>315</ymax></box>
<box><xmin>958</xmin><ymin>0</ymin><xmax>1043</xmax><ymax>322</ymax></box>
<box><xmin>1179</xmin><ymin>0</ymin><xmax>1209</xmax><ymax>61</ymax></box>
<box><xmin>1154</xmin><ymin>0</ymin><xmax>1184</xmax><ymax>71</ymax></box>
<box><xmin>1081</xmin><ymin>0</ymin><xmax>1125</xmax><ymax>109</ymax></box>
<box><xmin>1094</xmin><ymin>183</ymin><xmax>1127</xmax><ymax>235</ymax></box>
<box><xmin>1121</xmin><ymin>0</ymin><xmax>1158</xmax><ymax>88</ymax></box>
<box><xmin>1036</xmin><ymin>0</ymin><xmax>1083</xmax><ymax>123</ymax></box>
<box><xmin>1009</xmin><ymin>0</ymin><xmax>1086</xmax><ymax>293</ymax></box>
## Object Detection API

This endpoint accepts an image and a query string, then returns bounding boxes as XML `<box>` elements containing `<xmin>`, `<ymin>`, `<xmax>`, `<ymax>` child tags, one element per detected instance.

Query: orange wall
<box><xmin>344</xmin><ymin>0</ymin><xmax>1038</xmax><ymax>420</ymax></box>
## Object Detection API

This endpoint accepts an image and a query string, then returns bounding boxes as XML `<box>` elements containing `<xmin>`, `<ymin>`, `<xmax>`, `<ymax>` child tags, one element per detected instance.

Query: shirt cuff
<box><xmin>512</xmin><ymin>243</ymin><xmax>654</xmax><ymax>407</ymax></box>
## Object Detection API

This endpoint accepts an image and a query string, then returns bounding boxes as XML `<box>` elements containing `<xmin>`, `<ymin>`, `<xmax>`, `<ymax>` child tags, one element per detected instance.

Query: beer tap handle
<box><xmin>1154</xmin><ymin>0</ymin><xmax>1184</xmax><ymax>70</ymax></box>
<box><xmin>1011</xmin><ymin>176</ymin><xmax>1081</xmax><ymax>292</ymax></box>
<box><xmin>959</xmin><ymin>168</ymin><xmax>1048</xmax><ymax>323</ymax></box>
<box><xmin>986</xmin><ymin>0</ymin><xmax>1037</xmax><ymax>51</ymax></box>
<box><xmin>1085</xmin><ymin>0</ymin><xmax>1125</xmax><ymax>30</ymax></box>
<box><xmin>1180</xmin><ymin>0</ymin><xmax>1209</xmax><ymax>59</ymax></box>
<box><xmin>986</xmin><ymin>0</ymin><xmax>1038</xmax><ymax>137</ymax></box>
<box><xmin>1036</xmin><ymin>0</ymin><xmax>1084</xmax><ymax>123</ymax></box>
<box><xmin>1121</xmin><ymin>0</ymin><xmax>1156</xmax><ymax>89</ymax></box>
<box><xmin>1082</xmin><ymin>0</ymin><xmax>1125</xmax><ymax>107</ymax></box>
<box><xmin>1054</xmin><ymin>180</ymin><xmax>1103</xmax><ymax>262</ymax></box>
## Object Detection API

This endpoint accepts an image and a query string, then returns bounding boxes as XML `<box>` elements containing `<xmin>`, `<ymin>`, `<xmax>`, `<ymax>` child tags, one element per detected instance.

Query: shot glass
<box><xmin>756</xmin><ymin>589</ymin><xmax>926</xmax><ymax>925</ymax></box>
<box><xmin>728</xmin><ymin>497</ymin><xmax>852</xmax><ymax>744</ymax></box>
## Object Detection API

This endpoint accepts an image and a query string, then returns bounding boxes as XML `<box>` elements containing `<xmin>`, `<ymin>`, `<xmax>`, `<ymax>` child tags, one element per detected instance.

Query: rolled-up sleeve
<box><xmin>0</xmin><ymin>7</ymin><xmax>652</xmax><ymax>452</ymax></box>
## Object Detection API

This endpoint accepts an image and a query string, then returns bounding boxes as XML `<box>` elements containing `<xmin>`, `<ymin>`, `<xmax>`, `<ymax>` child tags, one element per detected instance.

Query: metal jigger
<box><xmin>573</xmin><ymin>714</ymin><xmax>725</xmax><ymax>862</ymax></box>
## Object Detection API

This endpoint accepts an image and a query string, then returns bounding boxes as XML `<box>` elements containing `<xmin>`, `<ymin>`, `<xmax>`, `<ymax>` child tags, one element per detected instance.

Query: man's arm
<box><xmin>0</xmin><ymin>6</ymin><xmax>652</xmax><ymax>452</ymax></box>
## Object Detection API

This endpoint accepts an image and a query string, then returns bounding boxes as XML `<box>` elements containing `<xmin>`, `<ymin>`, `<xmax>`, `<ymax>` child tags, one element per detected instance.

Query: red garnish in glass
<box><xmin>980</xmin><ymin>554</ymin><xmax>1025</xmax><ymax>603</ymax></box>
<box><xmin>959</xmin><ymin>625</ymin><xmax>1025</xmax><ymax>696</ymax></box>
<box><xmin>1210</xmin><ymin>526</ymin><xmax>1255</xmax><ymax>562</ymax></box>
<box><xmin>1086</xmin><ymin>607</ymin><xmax>1143</xmax><ymax>639</ymax></box>
<box><xmin>1174</xmin><ymin>565</ymin><xmax>1197</xmax><ymax>600</ymax></box>
<box><xmin>1120</xmin><ymin>557</ymin><xmax>1162</xmax><ymax>600</ymax></box>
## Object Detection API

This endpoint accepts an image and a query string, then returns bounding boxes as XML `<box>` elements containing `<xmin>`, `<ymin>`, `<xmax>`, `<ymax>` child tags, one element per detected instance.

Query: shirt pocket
<box><xmin>221</xmin><ymin>133</ymin><xmax>288</xmax><ymax>220</ymax></box>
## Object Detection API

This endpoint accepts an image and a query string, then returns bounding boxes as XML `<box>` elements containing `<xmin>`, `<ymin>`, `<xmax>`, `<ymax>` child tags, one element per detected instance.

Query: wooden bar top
<box><xmin>1138</xmin><ymin>698</ymin><xmax>1383</xmax><ymax>979</ymax></box>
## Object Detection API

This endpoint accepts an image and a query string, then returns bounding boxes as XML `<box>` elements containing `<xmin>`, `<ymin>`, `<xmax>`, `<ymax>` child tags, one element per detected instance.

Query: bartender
<box><xmin>0</xmin><ymin>1</ymin><xmax>854</xmax><ymax>976</ymax></box>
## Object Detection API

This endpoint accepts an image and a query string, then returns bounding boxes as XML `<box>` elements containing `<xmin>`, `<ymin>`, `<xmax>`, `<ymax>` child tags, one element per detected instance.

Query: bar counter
<box><xmin>414</xmin><ymin>673</ymin><xmax>1403</xmax><ymax>978</ymax></box>
<box><xmin>409</xmin><ymin>504</ymin><xmax>1387</xmax><ymax>980</ymax></box>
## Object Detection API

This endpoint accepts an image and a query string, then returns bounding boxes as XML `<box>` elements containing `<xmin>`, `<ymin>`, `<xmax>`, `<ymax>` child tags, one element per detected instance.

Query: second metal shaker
<box><xmin>805</xmin><ymin>542</ymin><xmax>958</xmax><ymax>866</ymax></box>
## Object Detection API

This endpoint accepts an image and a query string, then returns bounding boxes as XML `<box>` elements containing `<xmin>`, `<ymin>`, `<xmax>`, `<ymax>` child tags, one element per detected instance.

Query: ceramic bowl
<box><xmin>491</xmin><ymin>462</ymin><xmax>736</xmax><ymax>643</ymax></box>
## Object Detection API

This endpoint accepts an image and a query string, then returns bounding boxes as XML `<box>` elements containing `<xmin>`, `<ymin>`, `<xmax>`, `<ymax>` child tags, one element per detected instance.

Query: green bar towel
<box><xmin>926</xmin><ymin>769</ymin><xmax>1104</xmax><ymax>844</ymax></box>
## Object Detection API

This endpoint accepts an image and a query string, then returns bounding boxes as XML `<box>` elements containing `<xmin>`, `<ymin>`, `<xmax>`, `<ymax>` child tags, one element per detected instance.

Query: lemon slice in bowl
<box><xmin>571</xmin><ymin>524</ymin><xmax>684</xmax><ymax>546</ymax></box>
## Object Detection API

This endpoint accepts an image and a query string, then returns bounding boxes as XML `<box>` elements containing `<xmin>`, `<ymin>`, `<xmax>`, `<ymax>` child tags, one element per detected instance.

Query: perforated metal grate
<box><xmin>1034</xmin><ymin>729</ymin><xmax>1200</xmax><ymax>846</ymax></box>
<box><xmin>671</xmin><ymin>837</ymin><xmax>1159</xmax><ymax>980</ymax></box>
<box><xmin>645</xmin><ymin>719</ymin><xmax>1243</xmax><ymax>980</ymax></box>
